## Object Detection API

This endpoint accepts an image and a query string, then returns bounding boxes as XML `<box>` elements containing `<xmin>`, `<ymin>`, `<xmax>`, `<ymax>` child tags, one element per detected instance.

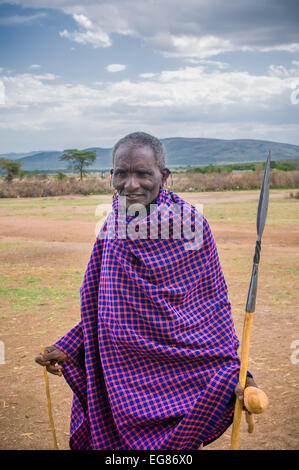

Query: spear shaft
<box><xmin>230</xmin><ymin>152</ymin><xmax>271</xmax><ymax>450</ymax></box>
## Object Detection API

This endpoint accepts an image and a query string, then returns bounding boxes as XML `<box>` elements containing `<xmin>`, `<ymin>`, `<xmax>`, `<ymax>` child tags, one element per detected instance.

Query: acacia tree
<box><xmin>0</xmin><ymin>158</ymin><xmax>22</xmax><ymax>182</ymax></box>
<box><xmin>60</xmin><ymin>149</ymin><xmax>96</xmax><ymax>180</ymax></box>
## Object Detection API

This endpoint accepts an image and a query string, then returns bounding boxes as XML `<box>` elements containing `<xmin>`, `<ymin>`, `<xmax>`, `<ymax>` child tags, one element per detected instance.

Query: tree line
<box><xmin>178</xmin><ymin>159</ymin><xmax>299</xmax><ymax>174</ymax></box>
<box><xmin>1</xmin><ymin>149</ymin><xmax>298</xmax><ymax>182</ymax></box>
<box><xmin>0</xmin><ymin>149</ymin><xmax>96</xmax><ymax>182</ymax></box>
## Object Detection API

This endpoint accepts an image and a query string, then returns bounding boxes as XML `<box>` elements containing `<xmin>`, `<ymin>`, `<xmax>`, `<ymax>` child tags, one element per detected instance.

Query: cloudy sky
<box><xmin>0</xmin><ymin>0</ymin><xmax>299</xmax><ymax>153</ymax></box>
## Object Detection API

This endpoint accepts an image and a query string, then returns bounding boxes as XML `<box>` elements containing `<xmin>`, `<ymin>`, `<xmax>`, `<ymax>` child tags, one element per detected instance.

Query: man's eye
<box><xmin>137</xmin><ymin>171</ymin><xmax>150</xmax><ymax>177</ymax></box>
<box><xmin>115</xmin><ymin>170</ymin><xmax>126</xmax><ymax>176</ymax></box>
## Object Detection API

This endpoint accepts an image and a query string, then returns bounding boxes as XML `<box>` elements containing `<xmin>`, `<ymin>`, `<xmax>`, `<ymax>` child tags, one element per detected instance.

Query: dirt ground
<box><xmin>0</xmin><ymin>189</ymin><xmax>298</xmax><ymax>450</ymax></box>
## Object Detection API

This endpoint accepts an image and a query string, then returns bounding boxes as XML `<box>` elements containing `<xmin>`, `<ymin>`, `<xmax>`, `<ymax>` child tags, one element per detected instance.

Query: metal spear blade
<box><xmin>246</xmin><ymin>151</ymin><xmax>271</xmax><ymax>313</ymax></box>
<box><xmin>257</xmin><ymin>151</ymin><xmax>271</xmax><ymax>241</ymax></box>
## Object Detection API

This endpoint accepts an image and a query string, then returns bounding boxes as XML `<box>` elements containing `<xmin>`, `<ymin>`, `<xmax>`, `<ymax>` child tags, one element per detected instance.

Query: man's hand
<box><xmin>35</xmin><ymin>345</ymin><xmax>69</xmax><ymax>376</ymax></box>
<box><xmin>234</xmin><ymin>376</ymin><xmax>258</xmax><ymax>405</ymax></box>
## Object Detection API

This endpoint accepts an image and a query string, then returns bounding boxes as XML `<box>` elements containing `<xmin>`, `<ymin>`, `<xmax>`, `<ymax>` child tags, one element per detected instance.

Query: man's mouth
<box><xmin>125</xmin><ymin>194</ymin><xmax>144</xmax><ymax>199</ymax></box>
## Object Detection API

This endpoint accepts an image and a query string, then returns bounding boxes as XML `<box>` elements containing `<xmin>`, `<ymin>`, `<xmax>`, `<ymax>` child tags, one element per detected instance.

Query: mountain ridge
<box><xmin>1</xmin><ymin>137</ymin><xmax>298</xmax><ymax>171</ymax></box>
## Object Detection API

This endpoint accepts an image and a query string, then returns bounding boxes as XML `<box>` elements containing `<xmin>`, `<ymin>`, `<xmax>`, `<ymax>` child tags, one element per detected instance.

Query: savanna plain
<box><xmin>0</xmin><ymin>189</ymin><xmax>298</xmax><ymax>450</ymax></box>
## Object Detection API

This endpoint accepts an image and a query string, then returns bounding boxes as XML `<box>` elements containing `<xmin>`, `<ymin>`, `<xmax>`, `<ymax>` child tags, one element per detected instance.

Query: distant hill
<box><xmin>0</xmin><ymin>151</ymin><xmax>45</xmax><ymax>160</ymax></box>
<box><xmin>1</xmin><ymin>138</ymin><xmax>299</xmax><ymax>171</ymax></box>
<box><xmin>162</xmin><ymin>138</ymin><xmax>299</xmax><ymax>167</ymax></box>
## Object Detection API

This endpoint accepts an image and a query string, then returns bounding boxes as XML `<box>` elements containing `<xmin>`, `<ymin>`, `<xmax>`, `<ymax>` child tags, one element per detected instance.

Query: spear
<box><xmin>230</xmin><ymin>151</ymin><xmax>271</xmax><ymax>450</ymax></box>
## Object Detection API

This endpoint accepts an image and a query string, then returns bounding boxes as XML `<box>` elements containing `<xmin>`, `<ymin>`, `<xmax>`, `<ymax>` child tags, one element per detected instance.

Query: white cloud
<box><xmin>185</xmin><ymin>59</ymin><xmax>229</xmax><ymax>69</ymax></box>
<box><xmin>1</xmin><ymin>65</ymin><xmax>297</xmax><ymax>111</ymax></box>
<box><xmin>73</xmin><ymin>13</ymin><xmax>93</xmax><ymax>30</ymax></box>
<box><xmin>261</xmin><ymin>43</ymin><xmax>299</xmax><ymax>54</ymax></box>
<box><xmin>106</xmin><ymin>64</ymin><xmax>127</xmax><ymax>73</ymax></box>
<box><xmin>33</xmin><ymin>73</ymin><xmax>57</xmax><ymax>81</ymax></box>
<box><xmin>158</xmin><ymin>35</ymin><xmax>249</xmax><ymax>59</ymax></box>
<box><xmin>29</xmin><ymin>64</ymin><xmax>41</xmax><ymax>69</ymax></box>
<box><xmin>139</xmin><ymin>73</ymin><xmax>156</xmax><ymax>78</ymax></box>
<box><xmin>8</xmin><ymin>1</ymin><xmax>299</xmax><ymax>59</ymax></box>
<box><xmin>0</xmin><ymin>12</ymin><xmax>47</xmax><ymax>25</ymax></box>
<box><xmin>1</xmin><ymin>65</ymin><xmax>297</xmax><ymax>138</ymax></box>
<box><xmin>59</xmin><ymin>13</ymin><xmax>111</xmax><ymax>48</ymax></box>
<box><xmin>0</xmin><ymin>80</ymin><xmax>5</xmax><ymax>105</ymax></box>
<box><xmin>1</xmin><ymin>1</ymin><xmax>299</xmax><ymax>150</ymax></box>
<box><xmin>156</xmin><ymin>35</ymin><xmax>299</xmax><ymax>60</ymax></box>
<box><xmin>268</xmin><ymin>64</ymin><xmax>299</xmax><ymax>78</ymax></box>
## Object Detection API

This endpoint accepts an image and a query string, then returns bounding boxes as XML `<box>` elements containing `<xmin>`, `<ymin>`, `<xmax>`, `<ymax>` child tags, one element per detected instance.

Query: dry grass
<box><xmin>1</xmin><ymin>170</ymin><xmax>299</xmax><ymax>198</ymax></box>
<box><xmin>0</xmin><ymin>175</ymin><xmax>111</xmax><ymax>198</ymax></box>
<box><xmin>172</xmin><ymin>170</ymin><xmax>299</xmax><ymax>192</ymax></box>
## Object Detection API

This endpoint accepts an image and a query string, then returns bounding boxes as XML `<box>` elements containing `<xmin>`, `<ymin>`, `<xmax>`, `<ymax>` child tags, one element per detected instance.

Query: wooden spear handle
<box><xmin>244</xmin><ymin>386</ymin><xmax>269</xmax><ymax>414</ymax></box>
<box><xmin>244</xmin><ymin>387</ymin><xmax>269</xmax><ymax>434</ymax></box>
<box><xmin>230</xmin><ymin>314</ymin><xmax>269</xmax><ymax>448</ymax></box>
<box><xmin>41</xmin><ymin>346</ymin><xmax>59</xmax><ymax>450</ymax></box>
<box><xmin>245</xmin><ymin>411</ymin><xmax>255</xmax><ymax>433</ymax></box>
<box><xmin>230</xmin><ymin>311</ymin><xmax>253</xmax><ymax>450</ymax></box>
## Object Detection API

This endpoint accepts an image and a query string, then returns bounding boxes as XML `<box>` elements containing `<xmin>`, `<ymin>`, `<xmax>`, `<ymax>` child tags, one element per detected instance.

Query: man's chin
<box><xmin>125</xmin><ymin>195</ymin><xmax>147</xmax><ymax>208</ymax></box>
<box><xmin>126</xmin><ymin>200</ymin><xmax>146</xmax><ymax>211</ymax></box>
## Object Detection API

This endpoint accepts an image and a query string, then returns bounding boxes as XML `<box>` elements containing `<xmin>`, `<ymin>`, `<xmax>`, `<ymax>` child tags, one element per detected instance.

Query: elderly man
<box><xmin>35</xmin><ymin>132</ymin><xmax>256</xmax><ymax>450</ymax></box>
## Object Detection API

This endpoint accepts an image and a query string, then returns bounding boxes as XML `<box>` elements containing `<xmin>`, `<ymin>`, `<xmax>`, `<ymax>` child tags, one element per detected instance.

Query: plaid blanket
<box><xmin>54</xmin><ymin>188</ymin><xmax>242</xmax><ymax>450</ymax></box>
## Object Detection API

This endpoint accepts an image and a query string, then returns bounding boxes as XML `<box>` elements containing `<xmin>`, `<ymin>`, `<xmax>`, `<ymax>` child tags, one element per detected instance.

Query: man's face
<box><xmin>112</xmin><ymin>144</ymin><xmax>168</xmax><ymax>208</ymax></box>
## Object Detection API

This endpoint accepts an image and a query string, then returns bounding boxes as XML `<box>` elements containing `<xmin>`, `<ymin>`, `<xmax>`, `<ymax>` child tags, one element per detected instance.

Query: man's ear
<box><xmin>161</xmin><ymin>168</ymin><xmax>170</xmax><ymax>183</ymax></box>
<box><xmin>109</xmin><ymin>169</ymin><xmax>114</xmax><ymax>187</ymax></box>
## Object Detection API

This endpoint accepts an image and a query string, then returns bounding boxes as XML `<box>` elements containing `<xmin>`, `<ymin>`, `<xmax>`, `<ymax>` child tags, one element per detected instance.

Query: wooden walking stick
<box><xmin>41</xmin><ymin>346</ymin><xmax>59</xmax><ymax>450</ymax></box>
<box><xmin>230</xmin><ymin>152</ymin><xmax>271</xmax><ymax>450</ymax></box>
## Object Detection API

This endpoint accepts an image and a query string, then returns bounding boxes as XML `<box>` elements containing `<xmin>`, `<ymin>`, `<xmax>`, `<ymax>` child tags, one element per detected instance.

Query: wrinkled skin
<box><xmin>35</xmin><ymin>345</ymin><xmax>68</xmax><ymax>376</ymax></box>
<box><xmin>234</xmin><ymin>375</ymin><xmax>258</xmax><ymax>403</ymax></box>
<box><xmin>111</xmin><ymin>144</ymin><xmax>170</xmax><ymax>209</ymax></box>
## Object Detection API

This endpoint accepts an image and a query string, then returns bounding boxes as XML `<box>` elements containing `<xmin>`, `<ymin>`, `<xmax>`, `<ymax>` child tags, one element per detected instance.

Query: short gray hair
<box><xmin>111</xmin><ymin>132</ymin><xmax>166</xmax><ymax>170</ymax></box>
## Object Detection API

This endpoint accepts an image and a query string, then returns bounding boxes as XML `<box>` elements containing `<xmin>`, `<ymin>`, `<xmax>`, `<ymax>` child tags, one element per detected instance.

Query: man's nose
<box><xmin>124</xmin><ymin>174</ymin><xmax>140</xmax><ymax>191</ymax></box>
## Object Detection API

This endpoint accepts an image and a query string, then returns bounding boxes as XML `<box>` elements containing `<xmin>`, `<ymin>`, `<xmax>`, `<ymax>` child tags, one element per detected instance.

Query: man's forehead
<box><xmin>114</xmin><ymin>145</ymin><xmax>157</xmax><ymax>168</ymax></box>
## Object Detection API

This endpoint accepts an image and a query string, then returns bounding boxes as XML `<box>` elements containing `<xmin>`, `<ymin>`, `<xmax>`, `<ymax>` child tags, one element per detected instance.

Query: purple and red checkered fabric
<box><xmin>54</xmin><ymin>188</ymin><xmax>243</xmax><ymax>450</ymax></box>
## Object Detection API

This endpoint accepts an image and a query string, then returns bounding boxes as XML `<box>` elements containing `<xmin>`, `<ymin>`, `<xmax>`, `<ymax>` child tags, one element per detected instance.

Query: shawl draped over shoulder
<box><xmin>54</xmin><ymin>188</ymin><xmax>242</xmax><ymax>450</ymax></box>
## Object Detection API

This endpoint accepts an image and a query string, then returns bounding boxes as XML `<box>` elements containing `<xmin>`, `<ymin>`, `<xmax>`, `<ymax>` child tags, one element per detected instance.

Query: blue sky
<box><xmin>0</xmin><ymin>0</ymin><xmax>298</xmax><ymax>152</ymax></box>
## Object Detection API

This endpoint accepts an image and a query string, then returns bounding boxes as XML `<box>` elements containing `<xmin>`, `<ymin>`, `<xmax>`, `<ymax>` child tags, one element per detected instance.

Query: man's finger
<box><xmin>35</xmin><ymin>354</ymin><xmax>50</xmax><ymax>366</ymax></box>
<box><xmin>235</xmin><ymin>383</ymin><xmax>244</xmax><ymax>401</ymax></box>
<box><xmin>43</xmin><ymin>350</ymin><xmax>60</xmax><ymax>361</ymax></box>
<box><xmin>46</xmin><ymin>364</ymin><xmax>63</xmax><ymax>376</ymax></box>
